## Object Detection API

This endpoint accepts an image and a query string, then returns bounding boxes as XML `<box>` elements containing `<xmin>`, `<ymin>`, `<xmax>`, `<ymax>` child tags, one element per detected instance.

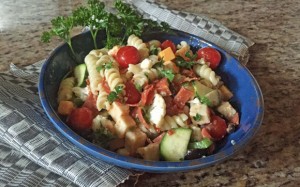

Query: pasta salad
<box><xmin>56</xmin><ymin>34</ymin><xmax>239</xmax><ymax>161</ymax></box>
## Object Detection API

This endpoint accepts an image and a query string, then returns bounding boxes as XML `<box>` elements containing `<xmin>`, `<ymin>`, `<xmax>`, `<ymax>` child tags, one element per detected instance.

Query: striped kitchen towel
<box><xmin>0</xmin><ymin>1</ymin><xmax>253</xmax><ymax>187</ymax></box>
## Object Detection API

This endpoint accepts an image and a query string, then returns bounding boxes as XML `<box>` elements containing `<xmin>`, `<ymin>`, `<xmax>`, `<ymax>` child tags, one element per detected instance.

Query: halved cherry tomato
<box><xmin>197</xmin><ymin>47</ymin><xmax>221</xmax><ymax>69</ymax></box>
<box><xmin>67</xmin><ymin>107</ymin><xmax>93</xmax><ymax>131</ymax></box>
<box><xmin>161</xmin><ymin>40</ymin><xmax>176</xmax><ymax>53</ymax></box>
<box><xmin>124</xmin><ymin>81</ymin><xmax>141</xmax><ymax>104</ymax></box>
<box><xmin>116</xmin><ymin>46</ymin><xmax>140</xmax><ymax>68</ymax></box>
<box><xmin>205</xmin><ymin>115</ymin><xmax>227</xmax><ymax>141</ymax></box>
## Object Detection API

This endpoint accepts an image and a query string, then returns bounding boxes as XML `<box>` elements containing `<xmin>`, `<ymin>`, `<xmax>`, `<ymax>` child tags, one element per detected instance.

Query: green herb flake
<box><xmin>107</xmin><ymin>91</ymin><xmax>118</xmax><ymax>103</ymax></box>
<box><xmin>199</xmin><ymin>96</ymin><xmax>211</xmax><ymax>106</ymax></box>
<box><xmin>175</xmin><ymin>56</ymin><xmax>195</xmax><ymax>69</ymax></box>
<box><xmin>161</xmin><ymin>69</ymin><xmax>175</xmax><ymax>82</ymax></box>
<box><xmin>193</xmin><ymin>113</ymin><xmax>202</xmax><ymax>121</ymax></box>
<box><xmin>185</xmin><ymin>51</ymin><xmax>198</xmax><ymax>60</ymax></box>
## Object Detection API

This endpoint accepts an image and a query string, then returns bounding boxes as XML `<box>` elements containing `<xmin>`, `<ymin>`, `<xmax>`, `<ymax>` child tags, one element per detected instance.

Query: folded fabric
<box><xmin>0</xmin><ymin>1</ymin><xmax>254</xmax><ymax>187</ymax></box>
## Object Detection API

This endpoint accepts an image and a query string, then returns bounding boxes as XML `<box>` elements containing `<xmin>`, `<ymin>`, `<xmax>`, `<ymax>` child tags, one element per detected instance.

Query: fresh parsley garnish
<box><xmin>175</xmin><ymin>56</ymin><xmax>195</xmax><ymax>69</ymax></box>
<box><xmin>185</xmin><ymin>51</ymin><xmax>198</xmax><ymax>60</ymax></box>
<box><xmin>107</xmin><ymin>85</ymin><xmax>124</xmax><ymax>103</ymax></box>
<box><xmin>96</xmin><ymin>61</ymin><xmax>113</xmax><ymax>72</ymax></box>
<box><xmin>193</xmin><ymin>113</ymin><xmax>202</xmax><ymax>121</ymax></box>
<box><xmin>42</xmin><ymin>0</ymin><xmax>171</xmax><ymax>55</ymax></box>
<box><xmin>161</xmin><ymin>69</ymin><xmax>175</xmax><ymax>82</ymax></box>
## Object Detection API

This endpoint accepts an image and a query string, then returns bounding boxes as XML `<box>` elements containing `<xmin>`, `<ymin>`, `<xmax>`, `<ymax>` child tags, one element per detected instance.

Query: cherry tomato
<box><xmin>116</xmin><ymin>46</ymin><xmax>140</xmax><ymax>68</ymax></box>
<box><xmin>205</xmin><ymin>115</ymin><xmax>227</xmax><ymax>141</ymax></box>
<box><xmin>67</xmin><ymin>107</ymin><xmax>93</xmax><ymax>131</ymax></box>
<box><xmin>124</xmin><ymin>81</ymin><xmax>141</xmax><ymax>104</ymax></box>
<box><xmin>197</xmin><ymin>47</ymin><xmax>221</xmax><ymax>69</ymax></box>
<box><xmin>161</xmin><ymin>40</ymin><xmax>176</xmax><ymax>53</ymax></box>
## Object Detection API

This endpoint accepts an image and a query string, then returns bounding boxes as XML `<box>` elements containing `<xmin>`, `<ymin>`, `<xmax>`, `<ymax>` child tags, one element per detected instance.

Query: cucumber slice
<box><xmin>188</xmin><ymin>138</ymin><xmax>213</xmax><ymax>149</ymax></box>
<box><xmin>74</xmin><ymin>64</ymin><xmax>87</xmax><ymax>87</ymax></box>
<box><xmin>160</xmin><ymin>128</ymin><xmax>192</xmax><ymax>161</ymax></box>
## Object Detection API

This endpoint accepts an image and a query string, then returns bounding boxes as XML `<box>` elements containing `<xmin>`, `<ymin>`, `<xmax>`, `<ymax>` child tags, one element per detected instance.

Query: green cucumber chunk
<box><xmin>188</xmin><ymin>138</ymin><xmax>213</xmax><ymax>149</ymax></box>
<box><xmin>74</xmin><ymin>64</ymin><xmax>87</xmax><ymax>87</ymax></box>
<box><xmin>160</xmin><ymin>128</ymin><xmax>192</xmax><ymax>161</ymax></box>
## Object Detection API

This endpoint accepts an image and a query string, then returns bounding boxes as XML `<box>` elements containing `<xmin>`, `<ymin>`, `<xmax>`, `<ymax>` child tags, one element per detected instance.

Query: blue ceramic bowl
<box><xmin>39</xmin><ymin>30</ymin><xmax>264</xmax><ymax>172</ymax></box>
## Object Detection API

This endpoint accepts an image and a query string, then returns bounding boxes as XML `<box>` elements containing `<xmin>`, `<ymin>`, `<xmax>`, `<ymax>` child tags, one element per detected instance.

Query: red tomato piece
<box><xmin>67</xmin><ymin>107</ymin><xmax>93</xmax><ymax>131</ymax></box>
<box><xmin>116</xmin><ymin>46</ymin><xmax>140</xmax><ymax>68</ymax></box>
<box><xmin>82</xmin><ymin>93</ymin><xmax>98</xmax><ymax>116</ymax></box>
<box><xmin>173</xmin><ymin>87</ymin><xmax>194</xmax><ymax>109</ymax></box>
<box><xmin>140</xmin><ymin>84</ymin><xmax>155</xmax><ymax>106</ymax></box>
<box><xmin>205</xmin><ymin>115</ymin><xmax>227</xmax><ymax>141</ymax></box>
<box><xmin>154</xmin><ymin>78</ymin><xmax>172</xmax><ymax>96</ymax></box>
<box><xmin>124</xmin><ymin>81</ymin><xmax>141</xmax><ymax>104</ymax></box>
<box><xmin>161</xmin><ymin>40</ymin><xmax>176</xmax><ymax>53</ymax></box>
<box><xmin>197</xmin><ymin>47</ymin><xmax>221</xmax><ymax>69</ymax></box>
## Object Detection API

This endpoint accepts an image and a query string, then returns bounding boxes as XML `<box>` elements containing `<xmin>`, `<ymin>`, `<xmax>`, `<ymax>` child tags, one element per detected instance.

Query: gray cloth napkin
<box><xmin>0</xmin><ymin>1</ymin><xmax>254</xmax><ymax>187</ymax></box>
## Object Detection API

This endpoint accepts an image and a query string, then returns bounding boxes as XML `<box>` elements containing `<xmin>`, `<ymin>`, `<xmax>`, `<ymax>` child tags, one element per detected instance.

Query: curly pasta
<box><xmin>104</xmin><ymin>66</ymin><xmax>124</xmax><ymax>91</ymax></box>
<box><xmin>132</xmin><ymin>68</ymin><xmax>158</xmax><ymax>87</ymax></box>
<box><xmin>85</xmin><ymin>53</ymin><xmax>103</xmax><ymax>95</ymax></box>
<box><xmin>96</xmin><ymin>84</ymin><xmax>109</xmax><ymax>111</ymax></box>
<box><xmin>193</xmin><ymin>64</ymin><xmax>220</xmax><ymax>86</ymax></box>
<box><xmin>96</xmin><ymin>54</ymin><xmax>118</xmax><ymax>77</ymax></box>
<box><xmin>57</xmin><ymin>77</ymin><xmax>75</xmax><ymax>102</ymax></box>
<box><xmin>127</xmin><ymin>34</ymin><xmax>149</xmax><ymax>60</ymax></box>
<box><xmin>157</xmin><ymin>114</ymin><xmax>189</xmax><ymax>131</ymax></box>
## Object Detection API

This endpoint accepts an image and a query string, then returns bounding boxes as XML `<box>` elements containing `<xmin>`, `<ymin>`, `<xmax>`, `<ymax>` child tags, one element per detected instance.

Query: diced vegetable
<box><xmin>205</xmin><ymin>90</ymin><xmax>221</xmax><ymax>107</ymax></box>
<box><xmin>193</xmin><ymin>81</ymin><xmax>213</xmax><ymax>97</ymax></box>
<box><xmin>160</xmin><ymin>128</ymin><xmax>192</xmax><ymax>161</ymax></box>
<box><xmin>74</xmin><ymin>63</ymin><xmax>87</xmax><ymax>87</ymax></box>
<box><xmin>188</xmin><ymin>138</ymin><xmax>213</xmax><ymax>149</ymax></box>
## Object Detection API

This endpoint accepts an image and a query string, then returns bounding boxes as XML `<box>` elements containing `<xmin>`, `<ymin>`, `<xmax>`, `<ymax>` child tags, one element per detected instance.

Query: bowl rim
<box><xmin>38</xmin><ymin>29</ymin><xmax>264</xmax><ymax>173</ymax></box>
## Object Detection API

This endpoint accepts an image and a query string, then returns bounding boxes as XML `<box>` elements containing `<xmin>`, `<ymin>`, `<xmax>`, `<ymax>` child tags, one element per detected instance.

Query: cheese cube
<box><xmin>115</xmin><ymin>115</ymin><xmax>136</xmax><ymax>138</ymax></box>
<box><xmin>125</xmin><ymin>128</ymin><xmax>147</xmax><ymax>155</ymax></box>
<box><xmin>158</xmin><ymin>47</ymin><xmax>176</xmax><ymax>61</ymax></box>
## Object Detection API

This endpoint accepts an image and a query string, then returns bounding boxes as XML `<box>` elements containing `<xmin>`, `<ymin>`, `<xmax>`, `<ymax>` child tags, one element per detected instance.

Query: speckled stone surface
<box><xmin>1</xmin><ymin>0</ymin><xmax>300</xmax><ymax>186</ymax></box>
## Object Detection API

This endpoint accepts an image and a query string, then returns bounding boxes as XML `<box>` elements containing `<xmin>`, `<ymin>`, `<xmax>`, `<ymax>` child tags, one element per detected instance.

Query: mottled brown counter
<box><xmin>1</xmin><ymin>0</ymin><xmax>299</xmax><ymax>186</ymax></box>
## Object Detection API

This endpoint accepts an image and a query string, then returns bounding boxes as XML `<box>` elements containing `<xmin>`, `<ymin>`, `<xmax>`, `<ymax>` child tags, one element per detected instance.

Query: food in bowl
<box><xmin>56</xmin><ymin>34</ymin><xmax>240</xmax><ymax>161</ymax></box>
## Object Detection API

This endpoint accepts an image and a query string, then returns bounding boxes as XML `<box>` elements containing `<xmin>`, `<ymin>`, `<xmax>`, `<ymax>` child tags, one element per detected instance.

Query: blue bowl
<box><xmin>39</xmin><ymin>30</ymin><xmax>264</xmax><ymax>172</ymax></box>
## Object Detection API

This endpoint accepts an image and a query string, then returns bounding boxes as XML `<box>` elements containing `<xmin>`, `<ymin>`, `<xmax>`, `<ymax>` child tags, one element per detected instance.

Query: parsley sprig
<box><xmin>161</xmin><ymin>69</ymin><xmax>175</xmax><ymax>82</ymax></box>
<box><xmin>107</xmin><ymin>85</ymin><xmax>124</xmax><ymax>103</ymax></box>
<box><xmin>42</xmin><ymin>0</ymin><xmax>171</xmax><ymax>55</ymax></box>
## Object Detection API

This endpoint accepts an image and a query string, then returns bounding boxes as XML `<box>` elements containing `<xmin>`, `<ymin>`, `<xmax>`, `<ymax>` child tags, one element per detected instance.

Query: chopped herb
<box><xmin>115</xmin><ymin>85</ymin><xmax>124</xmax><ymax>94</ymax></box>
<box><xmin>175</xmin><ymin>56</ymin><xmax>195</xmax><ymax>69</ymax></box>
<box><xmin>96</xmin><ymin>61</ymin><xmax>113</xmax><ymax>72</ymax></box>
<box><xmin>199</xmin><ymin>96</ymin><xmax>211</xmax><ymax>106</ymax></box>
<box><xmin>193</xmin><ymin>113</ymin><xmax>202</xmax><ymax>121</ymax></box>
<box><xmin>149</xmin><ymin>45</ymin><xmax>160</xmax><ymax>55</ymax></box>
<box><xmin>161</xmin><ymin>69</ymin><xmax>175</xmax><ymax>82</ymax></box>
<box><xmin>107</xmin><ymin>91</ymin><xmax>118</xmax><ymax>103</ymax></box>
<box><xmin>107</xmin><ymin>85</ymin><xmax>124</xmax><ymax>103</ymax></box>
<box><xmin>185</xmin><ymin>51</ymin><xmax>198</xmax><ymax>60</ymax></box>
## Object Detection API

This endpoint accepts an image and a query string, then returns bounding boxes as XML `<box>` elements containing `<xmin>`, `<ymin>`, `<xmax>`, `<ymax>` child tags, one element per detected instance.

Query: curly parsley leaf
<box><xmin>175</xmin><ymin>56</ymin><xmax>195</xmax><ymax>69</ymax></box>
<box><xmin>161</xmin><ymin>69</ymin><xmax>175</xmax><ymax>82</ymax></box>
<box><xmin>185</xmin><ymin>51</ymin><xmax>198</xmax><ymax>60</ymax></box>
<box><xmin>107</xmin><ymin>85</ymin><xmax>124</xmax><ymax>103</ymax></box>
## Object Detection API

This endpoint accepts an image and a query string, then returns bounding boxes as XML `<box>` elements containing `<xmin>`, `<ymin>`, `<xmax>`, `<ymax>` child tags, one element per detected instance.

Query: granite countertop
<box><xmin>1</xmin><ymin>0</ymin><xmax>299</xmax><ymax>186</ymax></box>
